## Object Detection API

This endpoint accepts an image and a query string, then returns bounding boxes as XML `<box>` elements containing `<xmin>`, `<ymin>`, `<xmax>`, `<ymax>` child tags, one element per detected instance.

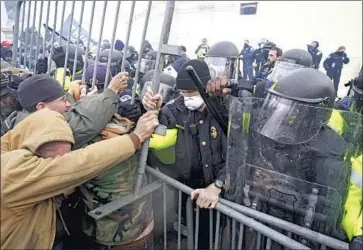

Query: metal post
<box><xmin>18</xmin><ymin>0</ymin><xmax>26</xmax><ymax>66</ymax></box>
<box><xmin>131</xmin><ymin>0</ymin><xmax>153</xmax><ymax>105</ymax></box>
<box><xmin>23</xmin><ymin>1</ymin><xmax>32</xmax><ymax>69</ymax></box>
<box><xmin>120</xmin><ymin>1</ymin><xmax>136</xmax><ymax>72</ymax></box>
<box><xmin>237</xmin><ymin>223</ymin><xmax>244</xmax><ymax>250</ymax></box>
<box><xmin>12</xmin><ymin>1</ymin><xmax>23</xmax><ymax>65</ymax></box>
<box><xmin>209</xmin><ymin>210</ymin><xmax>213</xmax><ymax>249</ymax></box>
<box><xmin>133</xmin><ymin>1</ymin><xmax>175</xmax><ymax>196</ymax></box>
<box><xmin>81</xmin><ymin>0</ymin><xmax>96</xmax><ymax>83</ymax></box>
<box><xmin>177</xmin><ymin>190</ymin><xmax>182</xmax><ymax>250</ymax></box>
<box><xmin>47</xmin><ymin>1</ymin><xmax>58</xmax><ymax>74</ymax></box>
<box><xmin>72</xmin><ymin>0</ymin><xmax>85</xmax><ymax>81</ymax></box>
<box><xmin>34</xmin><ymin>0</ymin><xmax>44</xmax><ymax>71</ymax></box>
<box><xmin>42</xmin><ymin>0</ymin><xmax>51</xmax><ymax>61</ymax></box>
<box><xmin>104</xmin><ymin>0</ymin><xmax>122</xmax><ymax>88</ymax></box>
<box><xmin>29</xmin><ymin>0</ymin><xmax>37</xmax><ymax>71</ymax></box>
<box><xmin>232</xmin><ymin>219</ymin><xmax>236</xmax><ymax>250</ymax></box>
<box><xmin>186</xmin><ymin>198</ymin><xmax>194</xmax><ymax>249</ymax></box>
<box><xmin>194</xmin><ymin>207</ymin><xmax>200</xmax><ymax>250</ymax></box>
<box><xmin>59</xmin><ymin>0</ymin><xmax>66</xmax><ymax>45</ymax></box>
<box><xmin>61</xmin><ymin>0</ymin><xmax>76</xmax><ymax>89</ymax></box>
<box><xmin>163</xmin><ymin>183</ymin><xmax>167</xmax><ymax>250</ymax></box>
<box><xmin>214</xmin><ymin>211</ymin><xmax>221</xmax><ymax>250</ymax></box>
<box><xmin>91</xmin><ymin>1</ymin><xmax>108</xmax><ymax>89</ymax></box>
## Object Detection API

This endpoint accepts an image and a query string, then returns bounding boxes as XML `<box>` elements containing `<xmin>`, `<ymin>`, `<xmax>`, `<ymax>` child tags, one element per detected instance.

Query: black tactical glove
<box><xmin>117</xmin><ymin>102</ymin><xmax>142</xmax><ymax>122</ymax></box>
<box><xmin>36</xmin><ymin>58</ymin><xmax>48</xmax><ymax>74</ymax></box>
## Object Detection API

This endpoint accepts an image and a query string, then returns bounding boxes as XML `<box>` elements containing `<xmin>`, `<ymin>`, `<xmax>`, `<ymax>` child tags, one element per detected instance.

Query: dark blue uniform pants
<box><xmin>243</xmin><ymin>62</ymin><xmax>254</xmax><ymax>81</ymax></box>
<box><xmin>327</xmin><ymin>71</ymin><xmax>341</xmax><ymax>93</ymax></box>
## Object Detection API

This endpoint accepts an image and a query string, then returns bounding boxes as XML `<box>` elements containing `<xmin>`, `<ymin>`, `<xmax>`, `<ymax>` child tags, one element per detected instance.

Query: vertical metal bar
<box><xmin>320</xmin><ymin>245</ymin><xmax>327</xmax><ymax>250</ymax></box>
<box><xmin>61</xmin><ymin>0</ymin><xmax>76</xmax><ymax>89</ymax></box>
<box><xmin>284</xmin><ymin>231</ymin><xmax>292</xmax><ymax>250</ymax></box>
<box><xmin>34</xmin><ymin>0</ymin><xmax>44</xmax><ymax>71</ymax></box>
<box><xmin>59</xmin><ymin>0</ymin><xmax>66</xmax><ymax>45</ymax></box>
<box><xmin>72</xmin><ymin>0</ymin><xmax>85</xmax><ymax>81</ymax></box>
<box><xmin>12</xmin><ymin>1</ymin><xmax>23</xmax><ymax>65</ymax></box>
<box><xmin>194</xmin><ymin>207</ymin><xmax>200</xmax><ymax>250</ymax></box>
<box><xmin>232</xmin><ymin>219</ymin><xmax>236</xmax><ymax>250</ymax></box>
<box><xmin>266</xmin><ymin>238</ymin><xmax>272</xmax><ymax>250</ymax></box>
<box><xmin>29</xmin><ymin>0</ymin><xmax>37</xmax><ymax>71</ymax></box>
<box><xmin>177</xmin><ymin>190</ymin><xmax>182</xmax><ymax>250</ymax></box>
<box><xmin>237</xmin><ymin>223</ymin><xmax>244</xmax><ymax>250</ymax></box>
<box><xmin>214</xmin><ymin>211</ymin><xmax>221</xmax><ymax>250</ymax></box>
<box><xmin>209</xmin><ymin>210</ymin><xmax>213</xmax><ymax>249</ymax></box>
<box><xmin>47</xmin><ymin>1</ymin><xmax>58</xmax><ymax>74</ymax></box>
<box><xmin>104</xmin><ymin>0</ymin><xmax>122</xmax><ymax>88</ymax></box>
<box><xmin>24</xmin><ymin>1</ymin><xmax>32</xmax><ymax>69</ymax></box>
<box><xmin>18</xmin><ymin>0</ymin><xmax>26</xmax><ymax>66</ymax></box>
<box><xmin>186</xmin><ymin>198</ymin><xmax>194</xmax><ymax>249</ymax></box>
<box><xmin>120</xmin><ymin>0</ymin><xmax>136</xmax><ymax>72</ymax></box>
<box><xmin>81</xmin><ymin>1</ymin><xmax>96</xmax><ymax>83</ymax></box>
<box><xmin>163</xmin><ymin>183</ymin><xmax>167</xmax><ymax>250</ymax></box>
<box><xmin>256</xmin><ymin>231</ymin><xmax>262</xmax><ymax>250</ymax></box>
<box><xmin>91</xmin><ymin>1</ymin><xmax>108</xmax><ymax>89</ymax></box>
<box><xmin>42</xmin><ymin>0</ymin><xmax>51</xmax><ymax>60</ymax></box>
<box><xmin>131</xmin><ymin>0</ymin><xmax>153</xmax><ymax>105</ymax></box>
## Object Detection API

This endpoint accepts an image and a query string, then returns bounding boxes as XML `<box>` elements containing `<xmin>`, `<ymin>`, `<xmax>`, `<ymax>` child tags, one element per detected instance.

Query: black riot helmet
<box><xmin>267</xmin><ymin>49</ymin><xmax>313</xmax><ymax>83</ymax></box>
<box><xmin>98</xmin><ymin>49</ymin><xmax>123</xmax><ymax>76</ymax></box>
<box><xmin>126</xmin><ymin>46</ymin><xmax>138</xmax><ymax>63</ymax></box>
<box><xmin>140</xmin><ymin>69</ymin><xmax>176</xmax><ymax>104</ymax></box>
<box><xmin>205</xmin><ymin>41</ymin><xmax>240</xmax><ymax>80</ymax></box>
<box><xmin>351</xmin><ymin>68</ymin><xmax>363</xmax><ymax>113</ymax></box>
<box><xmin>52</xmin><ymin>44</ymin><xmax>85</xmax><ymax>72</ymax></box>
<box><xmin>254</xmin><ymin>68</ymin><xmax>336</xmax><ymax>145</ymax></box>
<box><xmin>140</xmin><ymin>50</ymin><xmax>158</xmax><ymax>74</ymax></box>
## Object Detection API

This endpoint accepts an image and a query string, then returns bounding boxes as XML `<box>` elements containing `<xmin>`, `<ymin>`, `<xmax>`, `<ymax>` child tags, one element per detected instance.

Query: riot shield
<box><xmin>225</xmin><ymin>97</ymin><xmax>362</xmax><ymax>248</ymax></box>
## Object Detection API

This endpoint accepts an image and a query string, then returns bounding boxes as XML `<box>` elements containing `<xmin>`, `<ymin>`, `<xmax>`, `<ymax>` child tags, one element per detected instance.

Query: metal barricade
<box><xmin>9</xmin><ymin>1</ymin><xmax>350</xmax><ymax>250</ymax></box>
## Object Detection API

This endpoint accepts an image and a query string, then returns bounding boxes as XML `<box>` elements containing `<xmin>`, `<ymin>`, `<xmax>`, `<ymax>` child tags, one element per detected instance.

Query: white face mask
<box><xmin>183</xmin><ymin>95</ymin><xmax>205</xmax><ymax>111</ymax></box>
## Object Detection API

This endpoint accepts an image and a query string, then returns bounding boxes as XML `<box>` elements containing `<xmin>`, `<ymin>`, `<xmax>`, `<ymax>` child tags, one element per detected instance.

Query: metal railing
<box><xmin>9</xmin><ymin>1</ymin><xmax>350</xmax><ymax>249</ymax></box>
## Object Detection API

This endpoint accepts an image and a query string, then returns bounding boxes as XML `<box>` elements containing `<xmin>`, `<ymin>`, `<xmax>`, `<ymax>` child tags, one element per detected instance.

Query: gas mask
<box><xmin>183</xmin><ymin>95</ymin><xmax>204</xmax><ymax>111</ymax></box>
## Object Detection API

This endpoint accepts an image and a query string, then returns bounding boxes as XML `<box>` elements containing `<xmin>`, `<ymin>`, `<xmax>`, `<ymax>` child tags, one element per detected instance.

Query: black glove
<box><xmin>117</xmin><ymin>102</ymin><xmax>142</xmax><ymax>122</ymax></box>
<box><xmin>350</xmin><ymin>235</ymin><xmax>363</xmax><ymax>250</ymax></box>
<box><xmin>36</xmin><ymin>58</ymin><xmax>48</xmax><ymax>74</ymax></box>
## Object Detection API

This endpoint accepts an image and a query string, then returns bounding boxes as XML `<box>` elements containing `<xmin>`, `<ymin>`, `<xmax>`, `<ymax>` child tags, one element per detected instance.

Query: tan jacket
<box><xmin>1</xmin><ymin>108</ymin><xmax>137</xmax><ymax>249</ymax></box>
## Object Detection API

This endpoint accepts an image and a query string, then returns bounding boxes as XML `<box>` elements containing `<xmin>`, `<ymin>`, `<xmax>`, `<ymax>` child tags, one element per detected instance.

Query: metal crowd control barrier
<box><xmin>10</xmin><ymin>1</ymin><xmax>350</xmax><ymax>250</ymax></box>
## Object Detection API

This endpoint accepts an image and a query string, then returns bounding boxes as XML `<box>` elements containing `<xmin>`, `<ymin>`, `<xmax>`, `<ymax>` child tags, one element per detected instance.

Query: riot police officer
<box><xmin>140</xmin><ymin>50</ymin><xmax>158</xmax><ymax>74</ymax></box>
<box><xmin>307</xmin><ymin>41</ymin><xmax>323</xmax><ymax>69</ymax></box>
<box><xmin>254</xmin><ymin>49</ymin><xmax>313</xmax><ymax>98</ymax></box>
<box><xmin>225</xmin><ymin>68</ymin><xmax>354</xmax><ymax>249</ymax></box>
<box><xmin>240</xmin><ymin>39</ymin><xmax>255</xmax><ymax>81</ymax></box>
<box><xmin>323</xmin><ymin>46</ymin><xmax>350</xmax><ymax>92</ymax></box>
<box><xmin>51</xmin><ymin>44</ymin><xmax>85</xmax><ymax>90</ymax></box>
<box><xmin>252</xmin><ymin>38</ymin><xmax>269</xmax><ymax>75</ymax></box>
<box><xmin>98</xmin><ymin>49</ymin><xmax>123</xmax><ymax>76</ymax></box>
<box><xmin>205</xmin><ymin>41</ymin><xmax>240</xmax><ymax>82</ymax></box>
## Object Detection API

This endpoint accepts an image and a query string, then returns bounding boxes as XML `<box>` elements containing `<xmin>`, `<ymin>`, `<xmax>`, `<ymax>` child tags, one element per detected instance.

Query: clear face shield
<box><xmin>205</xmin><ymin>57</ymin><xmax>238</xmax><ymax>81</ymax></box>
<box><xmin>140</xmin><ymin>58</ymin><xmax>156</xmax><ymax>74</ymax></box>
<box><xmin>253</xmin><ymin>94</ymin><xmax>331</xmax><ymax>144</ymax></box>
<box><xmin>141</xmin><ymin>81</ymin><xmax>174</xmax><ymax>104</ymax></box>
<box><xmin>267</xmin><ymin>61</ymin><xmax>306</xmax><ymax>83</ymax></box>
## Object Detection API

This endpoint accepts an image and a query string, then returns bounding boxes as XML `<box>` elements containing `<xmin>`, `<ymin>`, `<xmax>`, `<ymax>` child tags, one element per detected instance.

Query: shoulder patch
<box><xmin>120</xmin><ymin>94</ymin><xmax>132</xmax><ymax>103</ymax></box>
<box><xmin>165</xmin><ymin>99</ymin><xmax>175</xmax><ymax>106</ymax></box>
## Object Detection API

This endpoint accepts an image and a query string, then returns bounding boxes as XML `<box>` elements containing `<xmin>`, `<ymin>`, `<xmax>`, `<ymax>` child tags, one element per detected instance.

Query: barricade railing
<box><xmin>88</xmin><ymin>166</ymin><xmax>349</xmax><ymax>249</ymax></box>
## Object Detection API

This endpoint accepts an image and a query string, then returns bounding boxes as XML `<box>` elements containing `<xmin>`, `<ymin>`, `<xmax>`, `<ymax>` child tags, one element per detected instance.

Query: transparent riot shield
<box><xmin>225</xmin><ymin>97</ymin><xmax>362</xmax><ymax>248</ymax></box>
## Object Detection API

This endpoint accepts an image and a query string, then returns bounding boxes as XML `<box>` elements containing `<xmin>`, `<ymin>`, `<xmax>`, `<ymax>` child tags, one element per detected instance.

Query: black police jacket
<box><xmin>158</xmin><ymin>96</ymin><xmax>226</xmax><ymax>186</ymax></box>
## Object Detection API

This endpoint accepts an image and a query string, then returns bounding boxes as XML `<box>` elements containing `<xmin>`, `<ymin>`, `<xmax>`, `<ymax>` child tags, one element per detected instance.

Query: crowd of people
<box><xmin>1</xmin><ymin>33</ymin><xmax>362</xmax><ymax>250</ymax></box>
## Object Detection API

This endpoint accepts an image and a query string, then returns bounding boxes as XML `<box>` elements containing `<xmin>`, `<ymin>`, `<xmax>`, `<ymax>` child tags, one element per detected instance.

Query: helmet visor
<box><xmin>253</xmin><ymin>94</ymin><xmax>330</xmax><ymax>144</ymax></box>
<box><xmin>141</xmin><ymin>80</ymin><xmax>174</xmax><ymax>103</ymax></box>
<box><xmin>267</xmin><ymin>61</ymin><xmax>305</xmax><ymax>83</ymax></box>
<box><xmin>205</xmin><ymin>57</ymin><xmax>233</xmax><ymax>79</ymax></box>
<box><xmin>140</xmin><ymin>58</ymin><xmax>155</xmax><ymax>73</ymax></box>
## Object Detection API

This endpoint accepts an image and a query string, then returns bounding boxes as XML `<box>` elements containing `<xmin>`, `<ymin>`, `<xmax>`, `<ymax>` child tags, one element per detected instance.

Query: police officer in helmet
<box><xmin>254</xmin><ymin>49</ymin><xmax>313</xmax><ymax>98</ymax></box>
<box><xmin>225</xmin><ymin>68</ymin><xmax>353</xmax><ymax>249</ymax></box>
<box><xmin>205</xmin><ymin>41</ymin><xmax>240</xmax><ymax>82</ymax></box>
<box><xmin>52</xmin><ymin>43</ymin><xmax>85</xmax><ymax>75</ymax></box>
<box><xmin>98</xmin><ymin>49</ymin><xmax>123</xmax><ymax>77</ymax></box>
<box><xmin>140</xmin><ymin>50</ymin><xmax>158</xmax><ymax>74</ymax></box>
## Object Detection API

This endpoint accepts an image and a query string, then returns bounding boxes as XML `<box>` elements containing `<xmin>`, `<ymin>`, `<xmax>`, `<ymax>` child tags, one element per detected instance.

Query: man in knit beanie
<box><xmin>18</xmin><ymin>74</ymin><xmax>70</xmax><ymax>114</ymax></box>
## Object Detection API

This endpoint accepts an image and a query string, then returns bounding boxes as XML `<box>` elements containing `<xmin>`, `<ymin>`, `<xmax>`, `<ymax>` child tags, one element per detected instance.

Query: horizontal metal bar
<box><xmin>88</xmin><ymin>180</ymin><xmax>163</xmax><ymax>220</ymax></box>
<box><xmin>145</xmin><ymin>166</ymin><xmax>310</xmax><ymax>250</ymax></box>
<box><xmin>160</xmin><ymin>44</ymin><xmax>183</xmax><ymax>56</ymax></box>
<box><xmin>219</xmin><ymin>199</ymin><xmax>349</xmax><ymax>249</ymax></box>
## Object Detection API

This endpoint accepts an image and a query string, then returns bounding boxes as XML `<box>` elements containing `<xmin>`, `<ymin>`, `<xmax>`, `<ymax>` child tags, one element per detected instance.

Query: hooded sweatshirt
<box><xmin>1</xmin><ymin>108</ymin><xmax>137</xmax><ymax>249</ymax></box>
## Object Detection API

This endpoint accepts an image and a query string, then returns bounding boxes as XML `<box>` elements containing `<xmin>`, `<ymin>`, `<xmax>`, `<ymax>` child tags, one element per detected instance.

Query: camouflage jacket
<box><xmin>81</xmin><ymin>147</ymin><xmax>153</xmax><ymax>246</ymax></box>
